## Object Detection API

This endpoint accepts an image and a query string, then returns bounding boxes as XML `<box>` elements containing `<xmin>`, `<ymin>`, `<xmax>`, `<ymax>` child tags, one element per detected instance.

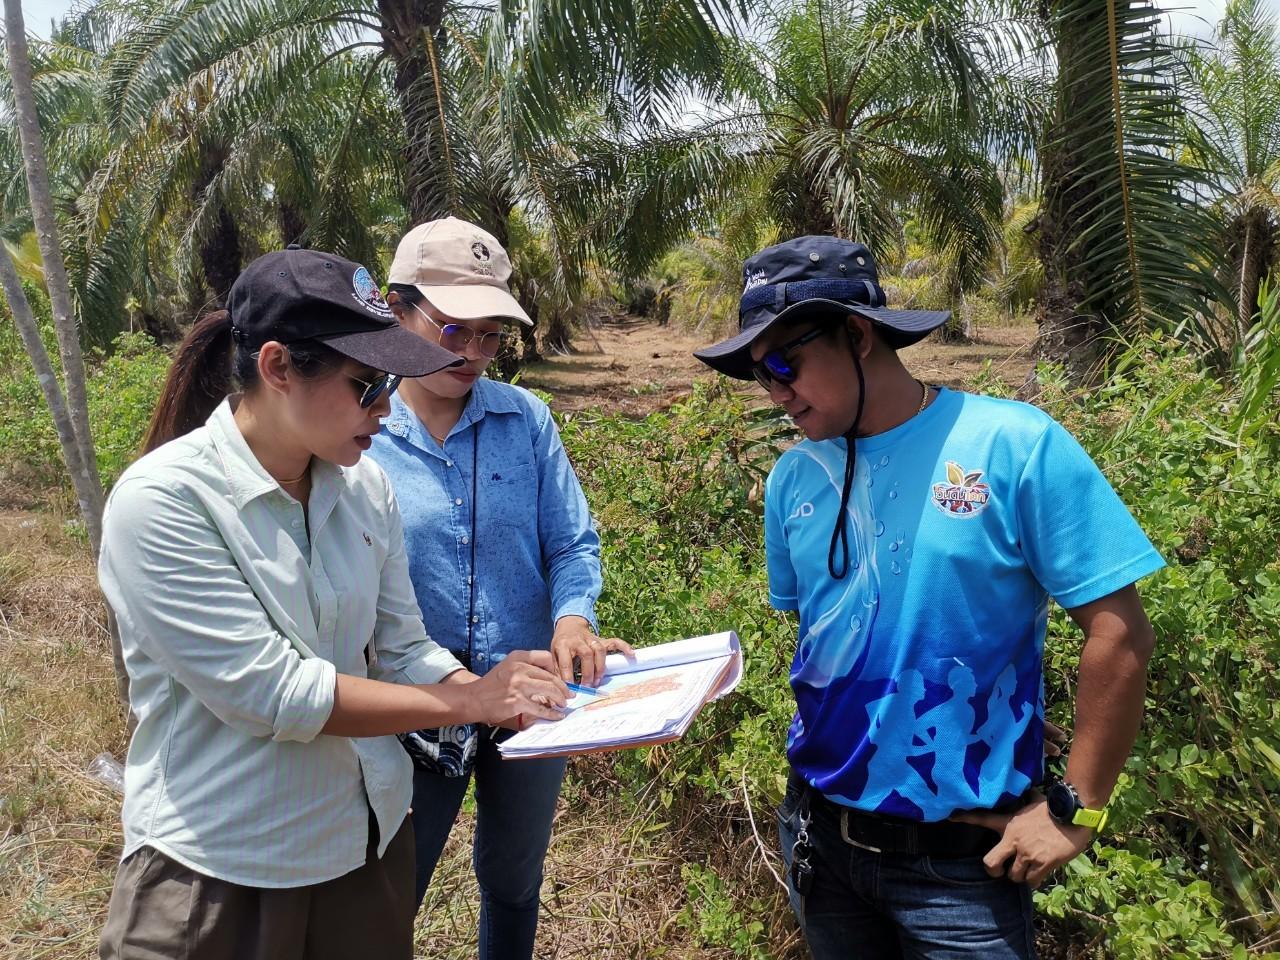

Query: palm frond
<box><xmin>1041</xmin><ymin>0</ymin><xmax>1230</xmax><ymax>363</ymax></box>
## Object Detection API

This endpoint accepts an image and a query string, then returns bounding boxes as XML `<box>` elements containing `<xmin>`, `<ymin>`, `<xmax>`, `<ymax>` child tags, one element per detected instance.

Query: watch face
<box><xmin>1046</xmin><ymin>783</ymin><xmax>1075</xmax><ymax>822</ymax></box>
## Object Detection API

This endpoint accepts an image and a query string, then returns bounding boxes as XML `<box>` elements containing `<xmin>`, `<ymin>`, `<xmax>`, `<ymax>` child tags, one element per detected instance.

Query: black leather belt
<box><xmin>798</xmin><ymin>776</ymin><xmax>1004</xmax><ymax>858</ymax></box>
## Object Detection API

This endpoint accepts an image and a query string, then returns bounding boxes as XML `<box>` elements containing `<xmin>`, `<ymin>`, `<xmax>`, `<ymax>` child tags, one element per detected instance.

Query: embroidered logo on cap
<box><xmin>471</xmin><ymin>241</ymin><xmax>491</xmax><ymax>262</ymax></box>
<box><xmin>351</xmin><ymin>266</ymin><xmax>393</xmax><ymax>317</ymax></box>
<box><xmin>931</xmin><ymin>461</ymin><xmax>991</xmax><ymax>516</ymax></box>
<box><xmin>743</xmin><ymin>269</ymin><xmax>768</xmax><ymax>293</ymax></box>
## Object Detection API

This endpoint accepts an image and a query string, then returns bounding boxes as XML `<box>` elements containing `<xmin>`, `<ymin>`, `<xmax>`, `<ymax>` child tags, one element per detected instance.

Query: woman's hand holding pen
<box><xmin>550</xmin><ymin>616</ymin><xmax>636</xmax><ymax>687</ymax></box>
<box><xmin>471</xmin><ymin>650</ymin><xmax>569</xmax><ymax>724</ymax></box>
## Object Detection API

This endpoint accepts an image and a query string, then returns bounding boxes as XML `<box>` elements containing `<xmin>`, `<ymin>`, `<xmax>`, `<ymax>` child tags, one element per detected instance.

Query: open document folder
<box><xmin>498</xmin><ymin>631</ymin><xmax>743</xmax><ymax>760</ymax></box>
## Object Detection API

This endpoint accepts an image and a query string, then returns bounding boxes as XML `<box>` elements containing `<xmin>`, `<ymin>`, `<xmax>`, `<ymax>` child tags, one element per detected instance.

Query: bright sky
<box><xmin>19</xmin><ymin>0</ymin><xmax>78</xmax><ymax>38</ymax></box>
<box><xmin>15</xmin><ymin>0</ymin><xmax>1279</xmax><ymax>41</ymax></box>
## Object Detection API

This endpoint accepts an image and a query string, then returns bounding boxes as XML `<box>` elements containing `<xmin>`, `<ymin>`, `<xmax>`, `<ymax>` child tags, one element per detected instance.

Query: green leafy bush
<box><xmin>0</xmin><ymin>289</ymin><xmax>169</xmax><ymax>491</ymax></box>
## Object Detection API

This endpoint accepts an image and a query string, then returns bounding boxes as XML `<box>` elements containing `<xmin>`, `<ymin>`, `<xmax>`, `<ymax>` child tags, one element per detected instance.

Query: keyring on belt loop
<box><xmin>795</xmin><ymin>782</ymin><xmax>813</xmax><ymax>849</ymax></box>
<box><xmin>840</xmin><ymin>808</ymin><xmax>883</xmax><ymax>853</ymax></box>
<box><xmin>791</xmin><ymin>781</ymin><xmax>816</xmax><ymax>907</ymax></box>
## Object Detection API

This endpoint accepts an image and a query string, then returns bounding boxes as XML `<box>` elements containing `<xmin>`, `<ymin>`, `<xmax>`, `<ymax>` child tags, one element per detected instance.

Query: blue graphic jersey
<box><xmin>764</xmin><ymin>387</ymin><xmax>1164</xmax><ymax>821</ymax></box>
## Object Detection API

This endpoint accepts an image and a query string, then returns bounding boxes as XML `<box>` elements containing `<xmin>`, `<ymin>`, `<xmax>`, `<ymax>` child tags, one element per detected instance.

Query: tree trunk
<box><xmin>378</xmin><ymin>0</ymin><xmax>453</xmax><ymax>224</ymax></box>
<box><xmin>194</xmin><ymin>145</ymin><xmax>241</xmax><ymax>305</ymax></box>
<box><xmin>543</xmin><ymin>309</ymin><xmax>573</xmax><ymax>353</ymax></box>
<box><xmin>3</xmin><ymin>0</ymin><xmax>104</xmax><ymax>546</ymax></box>
<box><xmin>514</xmin><ymin>275</ymin><xmax>543</xmax><ymax>364</ymax></box>
<box><xmin>1231</xmin><ymin>208</ymin><xmax>1274</xmax><ymax>342</ymax></box>
<box><xmin>1032</xmin><ymin>3</ymin><xmax>1108</xmax><ymax>383</ymax></box>
<box><xmin>0</xmin><ymin>249</ymin><xmax>127</xmax><ymax>714</ymax></box>
<box><xmin>277</xmin><ymin>199</ymin><xmax>308</xmax><ymax>248</ymax></box>
<box><xmin>937</xmin><ymin>310</ymin><xmax>972</xmax><ymax>344</ymax></box>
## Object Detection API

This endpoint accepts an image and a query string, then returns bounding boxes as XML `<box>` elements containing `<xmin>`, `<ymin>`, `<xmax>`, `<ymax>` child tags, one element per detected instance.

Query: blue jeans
<box><xmin>777</xmin><ymin>775</ymin><xmax>1036</xmax><ymax>959</ymax></box>
<box><xmin>411</xmin><ymin>733</ymin><xmax>566</xmax><ymax>960</ymax></box>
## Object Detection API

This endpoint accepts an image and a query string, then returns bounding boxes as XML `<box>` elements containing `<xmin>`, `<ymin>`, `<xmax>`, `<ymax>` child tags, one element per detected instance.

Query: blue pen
<box><xmin>565</xmin><ymin>681</ymin><xmax>599</xmax><ymax>697</ymax></box>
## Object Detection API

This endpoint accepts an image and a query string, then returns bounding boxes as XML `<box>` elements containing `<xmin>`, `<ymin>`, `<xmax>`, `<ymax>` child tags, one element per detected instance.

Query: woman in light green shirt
<box><xmin>97</xmin><ymin>248</ymin><xmax>568</xmax><ymax>960</ymax></box>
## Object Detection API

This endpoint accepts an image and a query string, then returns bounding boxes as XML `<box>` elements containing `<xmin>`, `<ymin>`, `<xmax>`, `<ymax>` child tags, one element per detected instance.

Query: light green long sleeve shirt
<box><xmin>98</xmin><ymin>399</ymin><xmax>462</xmax><ymax>887</ymax></box>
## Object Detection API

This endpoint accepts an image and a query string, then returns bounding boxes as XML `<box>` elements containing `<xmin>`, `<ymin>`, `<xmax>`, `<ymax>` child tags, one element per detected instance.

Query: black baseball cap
<box><xmin>227</xmin><ymin>246</ymin><xmax>464</xmax><ymax>377</ymax></box>
<box><xmin>693</xmin><ymin>236</ymin><xmax>951</xmax><ymax>380</ymax></box>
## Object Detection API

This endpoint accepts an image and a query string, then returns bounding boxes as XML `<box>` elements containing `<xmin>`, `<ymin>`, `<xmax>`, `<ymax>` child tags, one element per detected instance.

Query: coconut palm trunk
<box><xmin>194</xmin><ymin>144</ymin><xmax>243</xmax><ymax>306</ymax></box>
<box><xmin>1232</xmin><ymin>208</ymin><xmax>1275</xmax><ymax>339</ymax></box>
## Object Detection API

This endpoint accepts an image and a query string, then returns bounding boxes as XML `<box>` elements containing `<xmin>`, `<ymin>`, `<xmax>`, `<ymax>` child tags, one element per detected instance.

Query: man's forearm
<box><xmin>1064</xmin><ymin>587</ymin><xmax>1156</xmax><ymax>809</ymax></box>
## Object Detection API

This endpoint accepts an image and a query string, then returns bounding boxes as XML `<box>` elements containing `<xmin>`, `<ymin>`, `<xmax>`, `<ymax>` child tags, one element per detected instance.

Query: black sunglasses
<box><xmin>258</xmin><ymin>345</ymin><xmax>401</xmax><ymax>408</ymax></box>
<box><xmin>347</xmin><ymin>371</ymin><xmax>401</xmax><ymax>409</ymax></box>
<box><xmin>750</xmin><ymin>324</ymin><xmax>836</xmax><ymax>390</ymax></box>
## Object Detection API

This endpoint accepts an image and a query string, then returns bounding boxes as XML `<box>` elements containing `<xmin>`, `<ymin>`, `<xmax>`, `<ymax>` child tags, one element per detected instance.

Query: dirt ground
<box><xmin>520</xmin><ymin>314</ymin><xmax>1038</xmax><ymax>415</ymax></box>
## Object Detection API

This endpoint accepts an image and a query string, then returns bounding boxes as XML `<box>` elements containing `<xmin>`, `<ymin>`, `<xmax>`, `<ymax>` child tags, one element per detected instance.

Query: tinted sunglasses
<box><xmin>411</xmin><ymin>302</ymin><xmax>506</xmax><ymax>359</ymax></box>
<box><xmin>750</xmin><ymin>324</ymin><xmax>836</xmax><ymax>390</ymax></box>
<box><xmin>256</xmin><ymin>345</ymin><xmax>401</xmax><ymax>409</ymax></box>
<box><xmin>347</xmin><ymin>371</ymin><xmax>401</xmax><ymax>409</ymax></box>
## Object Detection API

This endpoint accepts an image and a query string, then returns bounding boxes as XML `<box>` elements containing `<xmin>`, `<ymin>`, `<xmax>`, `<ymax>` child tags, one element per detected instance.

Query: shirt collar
<box><xmin>381</xmin><ymin>378</ymin><xmax>521</xmax><ymax>447</ymax></box>
<box><xmin>207</xmin><ymin>397</ymin><xmax>343</xmax><ymax>509</ymax></box>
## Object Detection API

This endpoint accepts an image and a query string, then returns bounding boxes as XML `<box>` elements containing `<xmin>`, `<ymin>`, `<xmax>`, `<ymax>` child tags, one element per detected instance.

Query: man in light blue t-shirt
<box><xmin>694</xmin><ymin>236</ymin><xmax>1163</xmax><ymax>959</ymax></box>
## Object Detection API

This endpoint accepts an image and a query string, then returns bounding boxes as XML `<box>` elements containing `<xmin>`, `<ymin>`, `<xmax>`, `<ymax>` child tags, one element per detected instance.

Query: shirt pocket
<box><xmin>478</xmin><ymin>461</ymin><xmax>537</xmax><ymax>528</ymax></box>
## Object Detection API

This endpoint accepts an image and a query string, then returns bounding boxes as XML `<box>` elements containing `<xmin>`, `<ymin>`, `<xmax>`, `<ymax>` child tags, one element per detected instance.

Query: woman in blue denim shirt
<box><xmin>367</xmin><ymin>217</ymin><xmax>633</xmax><ymax>959</ymax></box>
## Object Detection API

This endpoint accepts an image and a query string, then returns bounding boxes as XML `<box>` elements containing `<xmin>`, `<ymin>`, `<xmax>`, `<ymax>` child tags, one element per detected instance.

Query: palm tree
<box><xmin>15</xmin><ymin>0</ymin><xmax>739</xmax><ymax>341</ymax></box>
<box><xmin>1033</xmin><ymin>0</ymin><xmax>1229</xmax><ymax>373</ymax></box>
<box><xmin>1181</xmin><ymin>0</ymin><xmax>1280</xmax><ymax>348</ymax></box>
<box><xmin>591</xmin><ymin>0</ymin><xmax>1036</xmax><ymax>338</ymax></box>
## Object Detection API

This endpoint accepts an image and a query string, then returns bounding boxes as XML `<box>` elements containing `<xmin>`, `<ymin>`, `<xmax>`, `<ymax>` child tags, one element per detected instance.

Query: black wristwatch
<box><xmin>1046</xmin><ymin>780</ymin><xmax>1109</xmax><ymax>832</ymax></box>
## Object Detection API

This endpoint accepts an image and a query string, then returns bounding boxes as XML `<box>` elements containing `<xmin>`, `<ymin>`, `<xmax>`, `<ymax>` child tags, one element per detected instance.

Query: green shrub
<box><xmin>0</xmin><ymin>333</ymin><xmax>170</xmax><ymax>491</ymax></box>
<box><xmin>0</xmin><ymin>286</ymin><xmax>169</xmax><ymax>491</ymax></box>
<box><xmin>85</xmin><ymin>332</ymin><xmax>171</xmax><ymax>486</ymax></box>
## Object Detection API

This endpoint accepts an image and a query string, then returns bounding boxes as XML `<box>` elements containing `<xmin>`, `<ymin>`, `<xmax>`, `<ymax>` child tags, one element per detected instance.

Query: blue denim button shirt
<box><xmin>367</xmin><ymin>379</ymin><xmax>601</xmax><ymax>674</ymax></box>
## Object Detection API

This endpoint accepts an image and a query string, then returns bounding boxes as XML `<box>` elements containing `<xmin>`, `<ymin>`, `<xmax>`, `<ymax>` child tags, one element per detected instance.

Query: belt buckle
<box><xmin>839</xmin><ymin>808</ymin><xmax>882</xmax><ymax>853</ymax></box>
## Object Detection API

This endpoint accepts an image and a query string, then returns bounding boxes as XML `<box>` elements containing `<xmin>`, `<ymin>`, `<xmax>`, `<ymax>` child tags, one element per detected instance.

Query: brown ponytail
<box><xmin>142</xmin><ymin>311</ymin><xmax>235</xmax><ymax>453</ymax></box>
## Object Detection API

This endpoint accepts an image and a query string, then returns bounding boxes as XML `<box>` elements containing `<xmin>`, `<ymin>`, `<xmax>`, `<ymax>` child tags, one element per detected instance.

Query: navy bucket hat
<box><xmin>693</xmin><ymin>236</ymin><xmax>951</xmax><ymax>379</ymax></box>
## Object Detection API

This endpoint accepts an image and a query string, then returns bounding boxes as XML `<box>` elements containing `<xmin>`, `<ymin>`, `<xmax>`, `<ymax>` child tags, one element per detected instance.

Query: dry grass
<box><xmin>0</xmin><ymin>496</ymin><xmax>801</xmax><ymax>959</ymax></box>
<box><xmin>0</xmin><ymin>505</ymin><xmax>124</xmax><ymax>960</ymax></box>
<box><xmin>417</xmin><ymin>782</ymin><xmax>803</xmax><ymax>959</ymax></box>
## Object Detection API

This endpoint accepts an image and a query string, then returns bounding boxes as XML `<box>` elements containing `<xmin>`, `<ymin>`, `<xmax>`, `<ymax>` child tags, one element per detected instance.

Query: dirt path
<box><xmin>519</xmin><ymin>314</ymin><xmax>1038</xmax><ymax>414</ymax></box>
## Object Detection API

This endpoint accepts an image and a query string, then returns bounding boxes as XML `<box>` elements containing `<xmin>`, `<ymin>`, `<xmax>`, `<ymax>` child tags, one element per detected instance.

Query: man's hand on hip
<box><xmin>952</xmin><ymin>792</ymin><xmax>1092</xmax><ymax>888</ymax></box>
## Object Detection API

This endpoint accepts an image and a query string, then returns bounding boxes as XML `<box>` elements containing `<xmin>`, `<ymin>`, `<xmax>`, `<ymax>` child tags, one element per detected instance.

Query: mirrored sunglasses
<box><xmin>347</xmin><ymin>371</ymin><xmax>401</xmax><ymax>408</ymax></box>
<box><xmin>749</xmin><ymin>324</ymin><xmax>834</xmax><ymax>390</ymax></box>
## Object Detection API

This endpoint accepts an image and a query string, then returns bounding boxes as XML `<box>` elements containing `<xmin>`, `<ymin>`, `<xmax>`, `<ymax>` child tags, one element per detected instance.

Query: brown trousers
<box><xmin>99</xmin><ymin>814</ymin><xmax>415</xmax><ymax>960</ymax></box>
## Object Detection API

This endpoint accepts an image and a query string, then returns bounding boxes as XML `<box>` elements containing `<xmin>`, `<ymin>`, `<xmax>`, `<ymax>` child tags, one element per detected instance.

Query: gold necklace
<box><xmin>275</xmin><ymin>463</ymin><xmax>310</xmax><ymax>485</ymax></box>
<box><xmin>916</xmin><ymin>379</ymin><xmax>930</xmax><ymax>414</ymax></box>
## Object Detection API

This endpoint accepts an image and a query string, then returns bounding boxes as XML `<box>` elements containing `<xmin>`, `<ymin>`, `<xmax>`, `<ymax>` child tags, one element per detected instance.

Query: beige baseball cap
<box><xmin>388</xmin><ymin>217</ymin><xmax>532</xmax><ymax>326</ymax></box>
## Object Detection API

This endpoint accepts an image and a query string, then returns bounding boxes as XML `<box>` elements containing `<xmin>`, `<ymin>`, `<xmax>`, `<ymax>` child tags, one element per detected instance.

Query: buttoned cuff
<box><xmin>272</xmin><ymin>658</ymin><xmax>337</xmax><ymax>743</ymax></box>
<box><xmin>553</xmin><ymin>599</ymin><xmax>599</xmax><ymax>634</ymax></box>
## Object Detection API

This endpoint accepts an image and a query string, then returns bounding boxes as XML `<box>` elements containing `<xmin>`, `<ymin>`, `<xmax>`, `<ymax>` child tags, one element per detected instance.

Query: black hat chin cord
<box><xmin>828</xmin><ymin>337</ymin><xmax>866</xmax><ymax>580</ymax></box>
